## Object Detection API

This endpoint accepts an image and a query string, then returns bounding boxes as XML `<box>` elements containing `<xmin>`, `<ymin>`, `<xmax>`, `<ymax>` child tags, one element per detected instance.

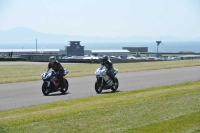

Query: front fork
<box><xmin>44</xmin><ymin>81</ymin><xmax>50</xmax><ymax>87</ymax></box>
<box><xmin>97</xmin><ymin>77</ymin><xmax>104</xmax><ymax>87</ymax></box>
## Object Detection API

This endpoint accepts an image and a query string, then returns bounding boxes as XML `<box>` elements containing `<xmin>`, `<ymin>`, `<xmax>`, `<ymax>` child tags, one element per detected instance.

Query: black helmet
<box><xmin>49</xmin><ymin>56</ymin><xmax>56</xmax><ymax>64</ymax></box>
<box><xmin>102</xmin><ymin>55</ymin><xmax>108</xmax><ymax>63</ymax></box>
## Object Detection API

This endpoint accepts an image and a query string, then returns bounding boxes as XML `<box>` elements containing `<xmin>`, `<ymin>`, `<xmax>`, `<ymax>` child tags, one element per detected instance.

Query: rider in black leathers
<box><xmin>101</xmin><ymin>55</ymin><xmax>115</xmax><ymax>82</ymax></box>
<box><xmin>45</xmin><ymin>56</ymin><xmax>64</xmax><ymax>89</ymax></box>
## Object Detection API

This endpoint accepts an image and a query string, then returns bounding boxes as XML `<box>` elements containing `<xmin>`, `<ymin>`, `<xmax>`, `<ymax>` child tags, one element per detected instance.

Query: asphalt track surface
<box><xmin>1</xmin><ymin>66</ymin><xmax>200</xmax><ymax>111</ymax></box>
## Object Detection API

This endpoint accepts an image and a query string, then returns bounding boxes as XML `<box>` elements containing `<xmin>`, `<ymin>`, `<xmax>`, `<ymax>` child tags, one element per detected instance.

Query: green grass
<box><xmin>0</xmin><ymin>80</ymin><xmax>199</xmax><ymax>133</ymax></box>
<box><xmin>128</xmin><ymin>112</ymin><xmax>200</xmax><ymax>133</ymax></box>
<box><xmin>1</xmin><ymin>59</ymin><xmax>200</xmax><ymax>84</ymax></box>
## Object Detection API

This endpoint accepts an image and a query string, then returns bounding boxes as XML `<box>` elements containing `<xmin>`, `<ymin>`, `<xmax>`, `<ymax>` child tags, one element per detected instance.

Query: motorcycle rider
<box><xmin>45</xmin><ymin>56</ymin><xmax>64</xmax><ymax>90</ymax></box>
<box><xmin>101</xmin><ymin>55</ymin><xmax>115</xmax><ymax>82</ymax></box>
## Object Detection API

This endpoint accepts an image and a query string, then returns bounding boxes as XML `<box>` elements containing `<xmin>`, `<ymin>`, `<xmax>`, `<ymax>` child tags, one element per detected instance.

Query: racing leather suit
<box><xmin>101</xmin><ymin>61</ymin><xmax>114</xmax><ymax>81</ymax></box>
<box><xmin>46</xmin><ymin>61</ymin><xmax>64</xmax><ymax>82</ymax></box>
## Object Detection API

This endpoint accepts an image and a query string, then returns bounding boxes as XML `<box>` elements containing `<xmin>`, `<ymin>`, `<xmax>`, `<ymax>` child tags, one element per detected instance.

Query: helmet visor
<box><xmin>50</xmin><ymin>59</ymin><xmax>55</xmax><ymax>64</ymax></box>
<box><xmin>102</xmin><ymin>59</ymin><xmax>107</xmax><ymax>63</ymax></box>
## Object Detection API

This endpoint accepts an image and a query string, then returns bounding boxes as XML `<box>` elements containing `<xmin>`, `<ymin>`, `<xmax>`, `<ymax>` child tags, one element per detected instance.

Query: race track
<box><xmin>0</xmin><ymin>66</ymin><xmax>200</xmax><ymax>111</ymax></box>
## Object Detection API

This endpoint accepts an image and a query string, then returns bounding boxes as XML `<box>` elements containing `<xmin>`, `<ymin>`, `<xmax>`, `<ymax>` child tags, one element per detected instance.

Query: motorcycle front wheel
<box><xmin>111</xmin><ymin>77</ymin><xmax>119</xmax><ymax>92</ymax></box>
<box><xmin>60</xmin><ymin>78</ymin><xmax>69</xmax><ymax>94</ymax></box>
<box><xmin>42</xmin><ymin>82</ymin><xmax>50</xmax><ymax>96</ymax></box>
<box><xmin>95</xmin><ymin>81</ymin><xmax>102</xmax><ymax>93</ymax></box>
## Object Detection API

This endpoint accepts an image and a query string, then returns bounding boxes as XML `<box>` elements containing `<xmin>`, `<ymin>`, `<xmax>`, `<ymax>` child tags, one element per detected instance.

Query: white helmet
<box><xmin>49</xmin><ymin>56</ymin><xmax>56</xmax><ymax>64</ymax></box>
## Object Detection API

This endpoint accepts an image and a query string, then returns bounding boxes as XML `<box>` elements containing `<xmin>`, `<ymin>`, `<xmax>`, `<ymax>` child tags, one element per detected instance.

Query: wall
<box><xmin>20</xmin><ymin>54</ymin><xmax>59</xmax><ymax>61</ymax></box>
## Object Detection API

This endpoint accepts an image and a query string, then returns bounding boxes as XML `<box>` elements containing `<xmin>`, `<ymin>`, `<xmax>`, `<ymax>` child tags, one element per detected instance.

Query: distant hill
<box><xmin>0</xmin><ymin>27</ymin><xmax>199</xmax><ymax>43</ymax></box>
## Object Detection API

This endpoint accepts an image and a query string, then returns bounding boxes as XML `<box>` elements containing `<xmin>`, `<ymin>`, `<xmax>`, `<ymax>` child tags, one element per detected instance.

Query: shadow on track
<box><xmin>98</xmin><ymin>90</ymin><xmax>122</xmax><ymax>94</ymax></box>
<box><xmin>44</xmin><ymin>92</ymin><xmax>71</xmax><ymax>96</ymax></box>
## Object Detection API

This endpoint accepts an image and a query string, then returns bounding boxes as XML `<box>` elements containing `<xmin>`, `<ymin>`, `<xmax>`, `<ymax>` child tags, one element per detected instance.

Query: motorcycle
<box><xmin>41</xmin><ymin>69</ymin><xmax>69</xmax><ymax>96</ymax></box>
<box><xmin>94</xmin><ymin>66</ymin><xmax>119</xmax><ymax>93</ymax></box>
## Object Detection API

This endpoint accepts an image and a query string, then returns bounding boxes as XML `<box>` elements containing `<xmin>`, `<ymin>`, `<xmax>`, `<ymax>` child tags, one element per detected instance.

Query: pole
<box><xmin>36</xmin><ymin>39</ymin><xmax>37</xmax><ymax>53</ymax></box>
<box><xmin>157</xmin><ymin>44</ymin><xmax>158</xmax><ymax>58</ymax></box>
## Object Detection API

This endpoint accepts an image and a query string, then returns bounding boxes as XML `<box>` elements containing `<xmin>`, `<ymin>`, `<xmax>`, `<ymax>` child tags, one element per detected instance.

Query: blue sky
<box><xmin>0</xmin><ymin>0</ymin><xmax>199</xmax><ymax>38</ymax></box>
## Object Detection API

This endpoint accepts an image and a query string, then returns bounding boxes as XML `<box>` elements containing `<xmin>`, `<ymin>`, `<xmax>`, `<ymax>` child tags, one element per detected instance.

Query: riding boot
<box><xmin>110</xmin><ymin>75</ymin><xmax>115</xmax><ymax>83</ymax></box>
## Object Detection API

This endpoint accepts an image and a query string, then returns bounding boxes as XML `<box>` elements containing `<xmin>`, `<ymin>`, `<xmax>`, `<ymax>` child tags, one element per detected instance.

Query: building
<box><xmin>89</xmin><ymin>50</ymin><xmax>130</xmax><ymax>58</ymax></box>
<box><xmin>65</xmin><ymin>41</ymin><xmax>84</xmax><ymax>57</ymax></box>
<box><xmin>0</xmin><ymin>49</ymin><xmax>65</xmax><ymax>57</ymax></box>
<box><xmin>84</xmin><ymin>50</ymin><xmax>92</xmax><ymax>56</ymax></box>
<box><xmin>123</xmin><ymin>47</ymin><xmax>148</xmax><ymax>53</ymax></box>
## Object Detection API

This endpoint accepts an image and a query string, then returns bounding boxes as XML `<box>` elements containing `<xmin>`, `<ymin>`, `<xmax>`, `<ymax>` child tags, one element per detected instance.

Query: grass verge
<box><xmin>1</xmin><ymin>59</ymin><xmax>200</xmax><ymax>84</ymax></box>
<box><xmin>0</xmin><ymin>80</ymin><xmax>199</xmax><ymax>133</ymax></box>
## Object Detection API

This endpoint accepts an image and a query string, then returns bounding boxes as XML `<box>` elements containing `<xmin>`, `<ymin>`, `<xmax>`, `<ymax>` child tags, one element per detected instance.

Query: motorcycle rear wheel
<box><xmin>95</xmin><ymin>81</ymin><xmax>102</xmax><ymax>93</ymax></box>
<box><xmin>60</xmin><ymin>78</ymin><xmax>69</xmax><ymax>94</ymax></box>
<box><xmin>42</xmin><ymin>82</ymin><xmax>50</xmax><ymax>96</ymax></box>
<box><xmin>111</xmin><ymin>77</ymin><xmax>119</xmax><ymax>92</ymax></box>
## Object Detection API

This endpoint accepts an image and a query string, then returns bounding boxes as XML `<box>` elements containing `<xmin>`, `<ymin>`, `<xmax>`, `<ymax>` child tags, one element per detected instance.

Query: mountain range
<box><xmin>0</xmin><ymin>27</ymin><xmax>199</xmax><ymax>43</ymax></box>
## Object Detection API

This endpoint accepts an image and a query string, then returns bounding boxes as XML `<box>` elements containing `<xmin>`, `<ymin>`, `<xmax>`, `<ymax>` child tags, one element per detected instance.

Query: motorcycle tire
<box><xmin>42</xmin><ymin>82</ymin><xmax>50</xmax><ymax>96</ymax></box>
<box><xmin>111</xmin><ymin>77</ymin><xmax>119</xmax><ymax>92</ymax></box>
<box><xmin>95</xmin><ymin>81</ymin><xmax>102</xmax><ymax>93</ymax></box>
<box><xmin>60</xmin><ymin>78</ymin><xmax>69</xmax><ymax>94</ymax></box>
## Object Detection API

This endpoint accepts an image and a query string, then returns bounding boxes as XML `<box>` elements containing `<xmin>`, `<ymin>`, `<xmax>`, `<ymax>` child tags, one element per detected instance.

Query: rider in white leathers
<box><xmin>101</xmin><ymin>55</ymin><xmax>115</xmax><ymax>82</ymax></box>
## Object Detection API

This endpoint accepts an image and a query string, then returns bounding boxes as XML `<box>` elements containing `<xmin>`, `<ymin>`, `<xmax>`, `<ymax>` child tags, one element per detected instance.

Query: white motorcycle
<box><xmin>94</xmin><ymin>66</ymin><xmax>119</xmax><ymax>93</ymax></box>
